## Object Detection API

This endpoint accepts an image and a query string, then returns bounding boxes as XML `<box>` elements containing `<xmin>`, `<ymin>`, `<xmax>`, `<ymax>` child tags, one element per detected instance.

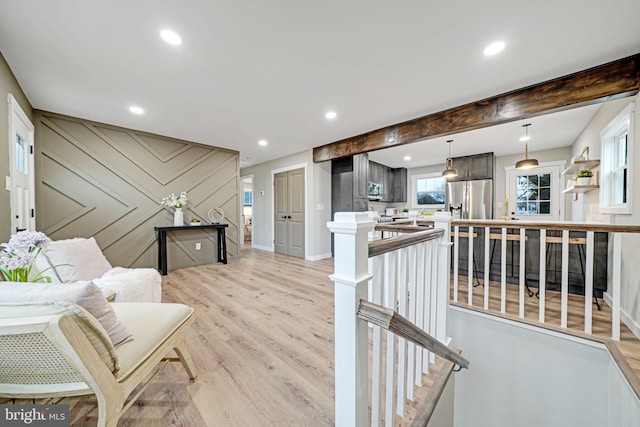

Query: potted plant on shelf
<box><xmin>576</xmin><ymin>169</ymin><xmax>593</xmax><ymax>186</ymax></box>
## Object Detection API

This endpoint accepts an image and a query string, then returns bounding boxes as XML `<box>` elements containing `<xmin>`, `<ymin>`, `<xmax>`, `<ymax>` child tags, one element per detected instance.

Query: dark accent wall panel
<box><xmin>34</xmin><ymin>111</ymin><xmax>240</xmax><ymax>270</ymax></box>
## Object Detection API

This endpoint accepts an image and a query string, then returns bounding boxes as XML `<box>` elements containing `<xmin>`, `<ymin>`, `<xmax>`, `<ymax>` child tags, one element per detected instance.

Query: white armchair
<box><xmin>34</xmin><ymin>237</ymin><xmax>161</xmax><ymax>303</ymax></box>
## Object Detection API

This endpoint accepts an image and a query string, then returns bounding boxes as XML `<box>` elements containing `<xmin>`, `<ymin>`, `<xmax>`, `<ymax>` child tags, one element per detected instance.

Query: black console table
<box><xmin>154</xmin><ymin>224</ymin><xmax>228</xmax><ymax>275</ymax></box>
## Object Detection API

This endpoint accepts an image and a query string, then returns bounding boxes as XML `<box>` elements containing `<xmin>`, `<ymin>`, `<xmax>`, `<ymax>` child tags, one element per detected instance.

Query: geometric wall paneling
<box><xmin>90</xmin><ymin>124</ymin><xmax>218</xmax><ymax>186</ymax></box>
<box><xmin>35</xmin><ymin>110</ymin><xmax>240</xmax><ymax>270</ymax></box>
<box><xmin>125</xmin><ymin>132</ymin><xmax>192</xmax><ymax>163</ymax></box>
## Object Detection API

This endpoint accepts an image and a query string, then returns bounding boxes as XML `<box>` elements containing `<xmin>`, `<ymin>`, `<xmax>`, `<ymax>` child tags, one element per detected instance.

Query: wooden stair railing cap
<box><xmin>357</xmin><ymin>300</ymin><xmax>469</xmax><ymax>370</ymax></box>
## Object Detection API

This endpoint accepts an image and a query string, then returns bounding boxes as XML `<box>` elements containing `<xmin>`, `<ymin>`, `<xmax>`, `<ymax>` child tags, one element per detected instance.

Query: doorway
<box><xmin>8</xmin><ymin>94</ymin><xmax>35</xmax><ymax>234</ymax></box>
<box><xmin>274</xmin><ymin>167</ymin><xmax>305</xmax><ymax>258</ymax></box>
<box><xmin>241</xmin><ymin>175</ymin><xmax>253</xmax><ymax>245</ymax></box>
<box><xmin>506</xmin><ymin>162</ymin><xmax>564</xmax><ymax>221</ymax></box>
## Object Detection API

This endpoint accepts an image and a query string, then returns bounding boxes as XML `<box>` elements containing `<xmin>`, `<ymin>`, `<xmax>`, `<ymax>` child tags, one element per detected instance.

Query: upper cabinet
<box><xmin>447</xmin><ymin>152</ymin><xmax>494</xmax><ymax>181</ymax></box>
<box><xmin>368</xmin><ymin>161</ymin><xmax>407</xmax><ymax>203</ymax></box>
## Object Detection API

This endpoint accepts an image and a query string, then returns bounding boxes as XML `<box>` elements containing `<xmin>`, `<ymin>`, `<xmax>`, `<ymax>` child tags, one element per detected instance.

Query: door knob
<box><xmin>281</xmin><ymin>216</ymin><xmax>287</xmax><ymax>219</ymax></box>
<box><xmin>287</xmin><ymin>216</ymin><xmax>292</xmax><ymax>219</ymax></box>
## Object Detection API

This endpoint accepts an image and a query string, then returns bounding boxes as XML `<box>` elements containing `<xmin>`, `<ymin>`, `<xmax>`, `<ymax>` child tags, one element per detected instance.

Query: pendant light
<box><xmin>442</xmin><ymin>139</ymin><xmax>458</xmax><ymax>178</ymax></box>
<box><xmin>515</xmin><ymin>123</ymin><xmax>539</xmax><ymax>169</ymax></box>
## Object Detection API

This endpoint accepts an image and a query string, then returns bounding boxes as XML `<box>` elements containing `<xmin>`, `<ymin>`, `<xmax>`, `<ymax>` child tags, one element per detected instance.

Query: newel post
<box><xmin>327</xmin><ymin>212</ymin><xmax>374</xmax><ymax>427</ymax></box>
<box><xmin>433</xmin><ymin>212</ymin><xmax>453</xmax><ymax>343</ymax></box>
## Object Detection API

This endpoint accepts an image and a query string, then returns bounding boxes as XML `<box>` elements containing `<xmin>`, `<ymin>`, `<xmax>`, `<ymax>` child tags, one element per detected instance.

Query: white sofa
<box><xmin>34</xmin><ymin>237</ymin><xmax>161</xmax><ymax>303</ymax></box>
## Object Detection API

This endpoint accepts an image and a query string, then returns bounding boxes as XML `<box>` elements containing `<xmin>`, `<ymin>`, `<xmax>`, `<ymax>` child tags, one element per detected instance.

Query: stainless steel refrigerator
<box><xmin>445</xmin><ymin>179</ymin><xmax>493</xmax><ymax>219</ymax></box>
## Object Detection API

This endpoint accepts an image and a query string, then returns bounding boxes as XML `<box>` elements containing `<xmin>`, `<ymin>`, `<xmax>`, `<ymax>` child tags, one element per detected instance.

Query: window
<box><xmin>516</xmin><ymin>173</ymin><xmax>551</xmax><ymax>215</ymax></box>
<box><xmin>506</xmin><ymin>162</ymin><xmax>563</xmax><ymax>221</ymax></box>
<box><xmin>244</xmin><ymin>191</ymin><xmax>253</xmax><ymax>207</ymax></box>
<box><xmin>601</xmin><ymin>103</ymin><xmax>634</xmax><ymax>214</ymax></box>
<box><xmin>411</xmin><ymin>173</ymin><xmax>445</xmax><ymax>207</ymax></box>
<box><xmin>15</xmin><ymin>133</ymin><xmax>27</xmax><ymax>174</ymax></box>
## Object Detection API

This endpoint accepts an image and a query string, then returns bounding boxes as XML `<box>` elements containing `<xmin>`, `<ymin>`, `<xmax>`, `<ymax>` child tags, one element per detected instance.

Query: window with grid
<box><xmin>516</xmin><ymin>173</ymin><xmax>552</xmax><ymax>215</ymax></box>
<box><xmin>601</xmin><ymin>103</ymin><xmax>633</xmax><ymax>214</ymax></box>
<box><xmin>412</xmin><ymin>174</ymin><xmax>445</xmax><ymax>207</ymax></box>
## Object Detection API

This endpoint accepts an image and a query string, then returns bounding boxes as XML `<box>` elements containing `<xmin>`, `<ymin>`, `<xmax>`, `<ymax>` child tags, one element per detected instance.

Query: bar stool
<box><xmin>540</xmin><ymin>232</ymin><xmax>601</xmax><ymax>310</ymax></box>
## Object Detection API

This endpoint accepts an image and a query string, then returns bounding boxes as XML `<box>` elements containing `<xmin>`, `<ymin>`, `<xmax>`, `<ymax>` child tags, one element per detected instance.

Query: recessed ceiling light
<box><xmin>404</xmin><ymin>156</ymin><xmax>412</xmax><ymax>161</ymax></box>
<box><xmin>483</xmin><ymin>41</ymin><xmax>505</xmax><ymax>56</ymax></box>
<box><xmin>325</xmin><ymin>111</ymin><xmax>337</xmax><ymax>120</ymax></box>
<box><xmin>258</xmin><ymin>139</ymin><xmax>268</xmax><ymax>146</ymax></box>
<box><xmin>160</xmin><ymin>29</ymin><xmax>182</xmax><ymax>46</ymax></box>
<box><xmin>129</xmin><ymin>106</ymin><xmax>144</xmax><ymax>115</ymax></box>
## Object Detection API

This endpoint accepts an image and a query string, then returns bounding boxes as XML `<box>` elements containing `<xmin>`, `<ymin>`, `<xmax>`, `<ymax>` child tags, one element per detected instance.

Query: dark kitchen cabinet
<box><xmin>353</xmin><ymin>154</ymin><xmax>369</xmax><ymax>199</ymax></box>
<box><xmin>393</xmin><ymin>168</ymin><xmax>407</xmax><ymax>203</ymax></box>
<box><xmin>446</xmin><ymin>152</ymin><xmax>494</xmax><ymax>181</ymax></box>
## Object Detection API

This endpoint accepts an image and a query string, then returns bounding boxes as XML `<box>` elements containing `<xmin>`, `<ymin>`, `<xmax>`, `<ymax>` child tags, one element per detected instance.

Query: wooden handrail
<box><xmin>451</xmin><ymin>219</ymin><xmax>640</xmax><ymax>233</ymax></box>
<box><xmin>368</xmin><ymin>228</ymin><xmax>444</xmax><ymax>258</ymax></box>
<box><xmin>357</xmin><ymin>300</ymin><xmax>470</xmax><ymax>370</ymax></box>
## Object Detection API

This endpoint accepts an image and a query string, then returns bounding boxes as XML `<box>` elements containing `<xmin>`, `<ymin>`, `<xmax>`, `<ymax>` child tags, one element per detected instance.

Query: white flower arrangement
<box><xmin>0</xmin><ymin>230</ymin><xmax>52</xmax><ymax>282</ymax></box>
<box><xmin>161</xmin><ymin>191</ymin><xmax>188</xmax><ymax>209</ymax></box>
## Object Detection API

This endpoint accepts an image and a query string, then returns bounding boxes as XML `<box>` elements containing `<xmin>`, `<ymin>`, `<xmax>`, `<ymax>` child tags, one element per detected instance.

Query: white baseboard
<box><xmin>251</xmin><ymin>244</ymin><xmax>273</xmax><ymax>252</ymax></box>
<box><xmin>306</xmin><ymin>253</ymin><xmax>332</xmax><ymax>261</ymax></box>
<box><xmin>603</xmin><ymin>291</ymin><xmax>640</xmax><ymax>340</ymax></box>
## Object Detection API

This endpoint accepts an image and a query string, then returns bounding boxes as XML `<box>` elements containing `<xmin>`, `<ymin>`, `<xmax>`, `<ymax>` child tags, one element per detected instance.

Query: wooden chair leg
<box><xmin>173</xmin><ymin>341</ymin><xmax>197</xmax><ymax>379</ymax></box>
<box><xmin>95</xmin><ymin>391</ymin><xmax>124</xmax><ymax>427</ymax></box>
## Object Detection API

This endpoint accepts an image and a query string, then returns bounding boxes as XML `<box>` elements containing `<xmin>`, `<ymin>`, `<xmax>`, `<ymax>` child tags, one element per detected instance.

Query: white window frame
<box><xmin>600</xmin><ymin>102</ymin><xmax>634</xmax><ymax>215</ymax></box>
<box><xmin>410</xmin><ymin>173</ymin><xmax>445</xmax><ymax>209</ymax></box>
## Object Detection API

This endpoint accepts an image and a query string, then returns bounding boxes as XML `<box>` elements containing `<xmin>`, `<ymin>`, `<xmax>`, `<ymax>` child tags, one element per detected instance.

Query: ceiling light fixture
<box><xmin>160</xmin><ymin>29</ymin><xmax>182</xmax><ymax>46</ymax></box>
<box><xmin>325</xmin><ymin>111</ymin><xmax>337</xmax><ymax>120</ymax></box>
<box><xmin>129</xmin><ymin>106</ymin><xmax>144</xmax><ymax>115</ymax></box>
<box><xmin>483</xmin><ymin>41</ymin><xmax>505</xmax><ymax>56</ymax></box>
<box><xmin>404</xmin><ymin>155</ymin><xmax>411</xmax><ymax>161</ymax></box>
<box><xmin>515</xmin><ymin>123</ymin><xmax>539</xmax><ymax>169</ymax></box>
<box><xmin>258</xmin><ymin>139</ymin><xmax>268</xmax><ymax>146</ymax></box>
<box><xmin>442</xmin><ymin>140</ymin><xmax>459</xmax><ymax>179</ymax></box>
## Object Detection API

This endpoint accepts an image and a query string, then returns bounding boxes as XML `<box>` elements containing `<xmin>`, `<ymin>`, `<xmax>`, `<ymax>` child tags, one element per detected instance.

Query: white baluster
<box><xmin>484</xmin><ymin>227</ymin><xmax>490</xmax><ymax>310</ymax></box>
<box><xmin>584</xmin><ymin>232</ymin><xmax>594</xmax><ymax>334</ymax></box>
<box><xmin>453</xmin><ymin>226</ymin><xmax>460</xmax><ymax>303</ymax></box>
<box><xmin>612</xmin><ymin>233</ymin><xmax>621</xmax><ymax>341</ymax></box>
<box><xmin>539</xmin><ymin>230</ymin><xmax>546</xmax><ymax>323</ymax></box>
<box><xmin>396</xmin><ymin>248</ymin><xmax>408</xmax><ymax>416</ymax></box>
<box><xmin>371</xmin><ymin>255</ymin><xmax>384</xmax><ymax>426</ymax></box>
<box><xmin>414</xmin><ymin>242</ymin><xmax>425</xmax><ymax>387</ymax></box>
<box><xmin>406</xmin><ymin>245</ymin><xmax>417</xmax><ymax>401</ymax></box>
<box><xmin>519</xmin><ymin>228</ymin><xmax>526</xmax><ymax>319</ymax></box>
<box><xmin>468</xmin><ymin>226</ymin><xmax>474</xmax><ymax>306</ymax></box>
<box><xmin>384</xmin><ymin>251</ymin><xmax>397</xmax><ymax>427</ymax></box>
<box><xmin>501</xmin><ymin>227</ymin><xmax>507</xmax><ymax>314</ymax></box>
<box><xmin>561</xmin><ymin>230</ymin><xmax>569</xmax><ymax>328</ymax></box>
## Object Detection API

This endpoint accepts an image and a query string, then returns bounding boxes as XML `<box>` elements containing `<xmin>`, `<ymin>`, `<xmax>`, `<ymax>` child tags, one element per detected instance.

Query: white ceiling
<box><xmin>0</xmin><ymin>1</ymin><xmax>639</xmax><ymax>169</ymax></box>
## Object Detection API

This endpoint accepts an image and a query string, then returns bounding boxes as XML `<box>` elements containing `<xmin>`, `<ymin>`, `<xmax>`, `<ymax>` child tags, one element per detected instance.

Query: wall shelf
<box><xmin>562</xmin><ymin>160</ymin><xmax>600</xmax><ymax>176</ymax></box>
<box><xmin>562</xmin><ymin>184</ymin><xmax>600</xmax><ymax>194</ymax></box>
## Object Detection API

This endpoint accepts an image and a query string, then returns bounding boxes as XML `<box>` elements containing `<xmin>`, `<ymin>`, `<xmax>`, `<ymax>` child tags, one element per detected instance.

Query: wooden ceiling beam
<box><xmin>313</xmin><ymin>53</ymin><xmax>640</xmax><ymax>163</ymax></box>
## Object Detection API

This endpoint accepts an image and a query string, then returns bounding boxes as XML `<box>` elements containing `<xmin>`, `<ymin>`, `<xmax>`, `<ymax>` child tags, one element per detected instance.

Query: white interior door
<box><xmin>7</xmin><ymin>94</ymin><xmax>35</xmax><ymax>233</ymax></box>
<box><xmin>506</xmin><ymin>163</ymin><xmax>563</xmax><ymax>222</ymax></box>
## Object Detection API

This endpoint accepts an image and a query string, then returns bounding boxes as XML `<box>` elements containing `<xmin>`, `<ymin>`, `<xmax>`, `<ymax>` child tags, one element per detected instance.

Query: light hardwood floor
<box><xmin>12</xmin><ymin>247</ymin><xmax>639</xmax><ymax>425</ymax></box>
<box><xmin>65</xmin><ymin>247</ymin><xmax>337</xmax><ymax>426</ymax></box>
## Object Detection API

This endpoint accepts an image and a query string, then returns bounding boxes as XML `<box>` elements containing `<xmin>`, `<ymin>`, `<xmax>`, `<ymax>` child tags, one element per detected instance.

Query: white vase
<box><xmin>576</xmin><ymin>177</ymin><xmax>591</xmax><ymax>186</ymax></box>
<box><xmin>174</xmin><ymin>208</ymin><xmax>184</xmax><ymax>226</ymax></box>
